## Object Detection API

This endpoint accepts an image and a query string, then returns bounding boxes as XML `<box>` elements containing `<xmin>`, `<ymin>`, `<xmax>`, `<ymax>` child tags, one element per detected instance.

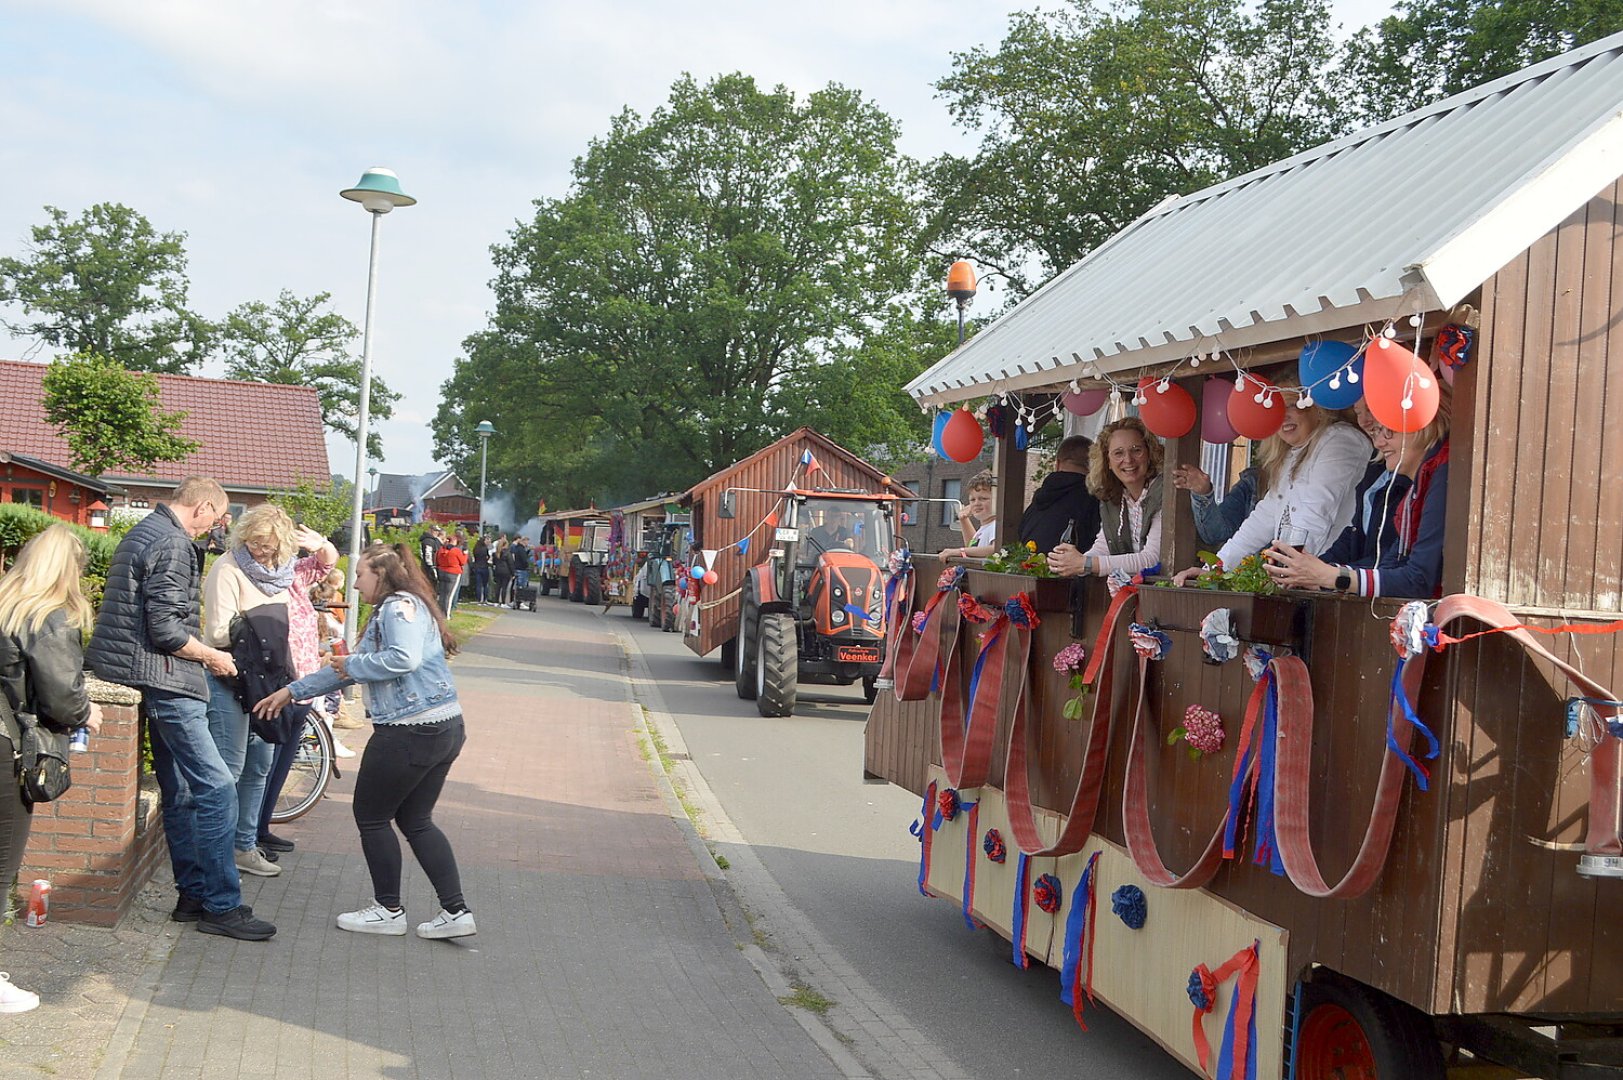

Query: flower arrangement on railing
<box><xmin>1157</xmin><ymin>551</ymin><xmax>1278</xmax><ymax>595</ymax></box>
<box><xmin>1167</xmin><ymin>704</ymin><xmax>1226</xmax><ymax>761</ymax></box>
<box><xmin>1053</xmin><ymin>642</ymin><xmax>1090</xmax><ymax>720</ymax></box>
<box><xmin>982</xmin><ymin>540</ymin><xmax>1055</xmax><ymax>577</ymax></box>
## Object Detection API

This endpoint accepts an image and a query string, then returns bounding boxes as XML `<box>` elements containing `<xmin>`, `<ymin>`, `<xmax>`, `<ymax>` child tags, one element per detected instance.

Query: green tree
<box><xmin>1343</xmin><ymin>0</ymin><xmax>1623</xmax><ymax>121</ymax></box>
<box><xmin>268</xmin><ymin>477</ymin><xmax>356</xmax><ymax>537</ymax></box>
<box><xmin>930</xmin><ymin>0</ymin><xmax>1352</xmax><ymax>294</ymax></box>
<box><xmin>40</xmin><ymin>351</ymin><xmax>199</xmax><ymax>475</ymax></box>
<box><xmin>433</xmin><ymin>72</ymin><xmax>929</xmax><ymax>507</ymax></box>
<box><xmin>0</xmin><ymin>203</ymin><xmax>212</xmax><ymax>372</ymax></box>
<box><xmin>218</xmin><ymin>289</ymin><xmax>400</xmax><ymax>458</ymax></box>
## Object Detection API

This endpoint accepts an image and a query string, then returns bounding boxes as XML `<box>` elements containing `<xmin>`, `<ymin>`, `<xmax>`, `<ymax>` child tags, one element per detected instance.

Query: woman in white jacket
<box><xmin>1173</xmin><ymin>385</ymin><xmax>1370</xmax><ymax>581</ymax></box>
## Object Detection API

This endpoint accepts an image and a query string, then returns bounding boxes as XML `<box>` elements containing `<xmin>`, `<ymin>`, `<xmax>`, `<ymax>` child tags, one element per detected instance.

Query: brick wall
<box><xmin>18</xmin><ymin>680</ymin><xmax>164</xmax><ymax>926</ymax></box>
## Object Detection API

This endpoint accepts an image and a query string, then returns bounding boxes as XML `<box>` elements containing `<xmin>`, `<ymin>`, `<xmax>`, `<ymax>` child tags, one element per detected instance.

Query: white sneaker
<box><xmin>235</xmin><ymin>847</ymin><xmax>281</xmax><ymax>878</ymax></box>
<box><xmin>416</xmin><ymin>908</ymin><xmax>476</xmax><ymax>940</ymax></box>
<box><xmin>332</xmin><ymin>736</ymin><xmax>357</xmax><ymax>759</ymax></box>
<box><xmin>0</xmin><ymin>973</ymin><xmax>40</xmax><ymax>1013</ymax></box>
<box><xmin>336</xmin><ymin>902</ymin><xmax>407</xmax><ymax>936</ymax></box>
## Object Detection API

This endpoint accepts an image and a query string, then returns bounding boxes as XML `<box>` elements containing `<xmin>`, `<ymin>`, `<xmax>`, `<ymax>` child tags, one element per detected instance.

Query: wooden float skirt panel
<box><xmin>866</xmin><ymin>557</ymin><xmax>1622</xmax><ymax>1017</ymax></box>
<box><xmin>919</xmin><ymin>770</ymin><xmax>1289</xmax><ymax>1078</ymax></box>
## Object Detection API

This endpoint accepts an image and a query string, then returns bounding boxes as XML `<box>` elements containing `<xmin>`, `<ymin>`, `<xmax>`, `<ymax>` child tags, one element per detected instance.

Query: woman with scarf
<box><xmin>201</xmin><ymin>506</ymin><xmax>336</xmax><ymax>878</ymax></box>
<box><xmin>1048</xmin><ymin>417</ymin><xmax>1165</xmax><ymax>579</ymax></box>
<box><xmin>1265</xmin><ymin>403</ymin><xmax>1450</xmax><ymax>599</ymax></box>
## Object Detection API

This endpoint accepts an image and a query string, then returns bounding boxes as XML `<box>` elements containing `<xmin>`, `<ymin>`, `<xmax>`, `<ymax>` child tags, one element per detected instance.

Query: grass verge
<box><xmin>447</xmin><ymin>607</ymin><xmax>496</xmax><ymax>648</ymax></box>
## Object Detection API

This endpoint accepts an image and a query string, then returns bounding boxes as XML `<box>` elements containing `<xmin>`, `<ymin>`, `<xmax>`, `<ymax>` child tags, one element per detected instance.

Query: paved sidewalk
<box><xmin>1</xmin><ymin>609</ymin><xmax>848</xmax><ymax>1079</ymax></box>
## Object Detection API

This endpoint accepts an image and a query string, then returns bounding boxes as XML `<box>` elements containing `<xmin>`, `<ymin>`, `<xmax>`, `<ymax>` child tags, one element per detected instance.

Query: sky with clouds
<box><xmin>0</xmin><ymin>0</ymin><xmax>1393</xmax><ymax>482</ymax></box>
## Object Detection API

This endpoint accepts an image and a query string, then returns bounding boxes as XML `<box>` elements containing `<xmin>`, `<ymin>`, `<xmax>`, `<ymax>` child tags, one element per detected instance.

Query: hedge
<box><xmin>0</xmin><ymin>504</ymin><xmax>120</xmax><ymax>606</ymax></box>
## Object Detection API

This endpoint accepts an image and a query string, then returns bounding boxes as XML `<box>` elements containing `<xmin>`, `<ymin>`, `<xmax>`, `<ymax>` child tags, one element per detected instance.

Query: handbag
<box><xmin>13</xmin><ymin>710</ymin><xmax>71</xmax><ymax>804</ymax></box>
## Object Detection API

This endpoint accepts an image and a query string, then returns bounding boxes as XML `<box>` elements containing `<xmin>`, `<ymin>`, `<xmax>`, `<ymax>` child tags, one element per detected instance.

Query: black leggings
<box><xmin>350</xmin><ymin>717</ymin><xmax>467</xmax><ymax>911</ymax></box>
<box><xmin>0</xmin><ymin>735</ymin><xmax>33</xmax><ymax>900</ymax></box>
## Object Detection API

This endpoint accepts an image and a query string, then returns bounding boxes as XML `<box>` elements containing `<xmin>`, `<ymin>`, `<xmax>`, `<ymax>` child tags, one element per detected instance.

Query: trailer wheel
<box><xmin>719</xmin><ymin>636</ymin><xmax>737</xmax><ymax>675</ymax></box>
<box><xmin>632</xmin><ymin>593</ymin><xmax>647</xmax><ymax>620</ymax></box>
<box><xmin>863</xmin><ymin>676</ymin><xmax>879</xmax><ymax>704</ymax></box>
<box><xmin>539</xmin><ymin>574</ymin><xmax>553</xmax><ymax>597</ymax></box>
<box><xmin>1294</xmin><ymin>973</ymin><xmax>1443</xmax><ymax>1080</ymax></box>
<box><xmin>735</xmin><ymin>588</ymin><xmax>760</xmax><ymax>700</ymax></box>
<box><xmin>647</xmin><ymin>588</ymin><xmax>661</xmax><ymax>627</ymax></box>
<box><xmin>755</xmin><ymin>612</ymin><xmax>798</xmax><ymax>717</ymax></box>
<box><xmin>583</xmin><ymin>565</ymin><xmax>602</xmax><ymax>606</ymax></box>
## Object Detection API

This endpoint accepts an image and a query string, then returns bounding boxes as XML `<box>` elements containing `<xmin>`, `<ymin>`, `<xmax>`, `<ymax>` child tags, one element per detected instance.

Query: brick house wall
<box><xmin>890</xmin><ymin>449</ymin><xmax>995</xmax><ymax>554</ymax></box>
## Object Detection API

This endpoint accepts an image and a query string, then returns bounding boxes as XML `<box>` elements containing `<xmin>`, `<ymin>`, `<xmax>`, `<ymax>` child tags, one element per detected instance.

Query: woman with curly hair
<box><xmin>1049</xmin><ymin>417</ymin><xmax>1165</xmax><ymax>578</ymax></box>
<box><xmin>201</xmin><ymin>505</ymin><xmax>336</xmax><ymax>878</ymax></box>
<box><xmin>255</xmin><ymin>543</ymin><xmax>475</xmax><ymax>940</ymax></box>
<box><xmin>0</xmin><ymin>526</ymin><xmax>101</xmax><ymax>1011</ymax></box>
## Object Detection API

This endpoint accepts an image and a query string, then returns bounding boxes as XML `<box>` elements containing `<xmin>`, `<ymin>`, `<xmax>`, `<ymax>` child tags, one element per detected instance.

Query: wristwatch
<box><xmin>1334</xmin><ymin>567</ymin><xmax>1353</xmax><ymax>592</ymax></box>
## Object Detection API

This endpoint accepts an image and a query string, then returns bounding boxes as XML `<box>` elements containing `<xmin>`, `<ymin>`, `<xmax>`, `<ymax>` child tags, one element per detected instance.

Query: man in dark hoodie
<box><xmin>1019</xmin><ymin>435</ymin><xmax>1101</xmax><ymax>555</ymax></box>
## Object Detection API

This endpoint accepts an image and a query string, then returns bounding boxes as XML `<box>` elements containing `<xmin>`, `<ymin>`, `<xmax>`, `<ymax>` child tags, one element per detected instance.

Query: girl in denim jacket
<box><xmin>256</xmin><ymin>543</ymin><xmax>475</xmax><ymax>940</ymax></box>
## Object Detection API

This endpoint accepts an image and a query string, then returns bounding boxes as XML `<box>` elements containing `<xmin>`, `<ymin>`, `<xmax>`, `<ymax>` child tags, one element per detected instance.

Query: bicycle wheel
<box><xmin>270</xmin><ymin>717</ymin><xmax>335</xmax><ymax>823</ymax></box>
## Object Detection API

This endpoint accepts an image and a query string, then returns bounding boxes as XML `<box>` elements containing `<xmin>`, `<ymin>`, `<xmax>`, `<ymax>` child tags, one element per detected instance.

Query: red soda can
<box><xmin>332</xmin><ymin>637</ymin><xmax>349</xmax><ymax>658</ymax></box>
<box><xmin>24</xmin><ymin>879</ymin><xmax>49</xmax><ymax>927</ymax></box>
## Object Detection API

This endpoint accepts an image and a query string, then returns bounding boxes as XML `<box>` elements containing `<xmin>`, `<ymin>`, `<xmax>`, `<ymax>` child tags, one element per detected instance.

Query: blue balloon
<box><xmin>1299</xmin><ymin>340</ymin><xmax>1363</xmax><ymax>409</ymax></box>
<box><xmin>931</xmin><ymin>411</ymin><xmax>950</xmax><ymax>458</ymax></box>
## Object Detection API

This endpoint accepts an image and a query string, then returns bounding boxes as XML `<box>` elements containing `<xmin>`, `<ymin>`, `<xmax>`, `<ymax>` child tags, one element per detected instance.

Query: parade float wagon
<box><xmin>640</xmin><ymin>513</ymin><xmax>693</xmax><ymax>632</ymax></box>
<box><xmin>675</xmin><ymin>428</ymin><xmax>912</xmax><ymax>714</ymax></box>
<box><xmin>535</xmin><ymin>508</ymin><xmax>610</xmax><ymax>602</ymax></box>
<box><xmin>864</xmin><ymin>37</ymin><xmax>1623</xmax><ymax>1079</ymax></box>
<box><xmin>600</xmin><ymin>495</ymin><xmax>681</xmax><ymax>616</ymax></box>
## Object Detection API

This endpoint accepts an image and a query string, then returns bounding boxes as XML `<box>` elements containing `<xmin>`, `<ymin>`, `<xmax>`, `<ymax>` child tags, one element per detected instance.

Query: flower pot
<box><xmin>964</xmin><ymin>569</ymin><xmax>1074</xmax><ymax>613</ymax></box>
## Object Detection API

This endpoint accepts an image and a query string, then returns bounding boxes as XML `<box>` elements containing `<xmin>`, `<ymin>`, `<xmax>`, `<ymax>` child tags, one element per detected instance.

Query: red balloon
<box><xmin>1226</xmin><ymin>374</ymin><xmax>1285</xmax><ymax>439</ymax></box>
<box><xmin>940</xmin><ymin>407</ymin><xmax>985</xmax><ymax>463</ymax></box>
<box><xmin>1062</xmin><ymin>388</ymin><xmax>1108</xmax><ymax>416</ymax></box>
<box><xmin>1364</xmin><ymin>337</ymin><xmax>1440</xmax><ymax>432</ymax></box>
<box><xmin>1137</xmin><ymin>377</ymin><xmax>1196</xmax><ymax>439</ymax></box>
<box><xmin>1201</xmin><ymin>376</ymin><xmax>1239</xmax><ymax>444</ymax></box>
<box><xmin>703</xmin><ymin>570</ymin><xmax>719</xmax><ymax>586</ymax></box>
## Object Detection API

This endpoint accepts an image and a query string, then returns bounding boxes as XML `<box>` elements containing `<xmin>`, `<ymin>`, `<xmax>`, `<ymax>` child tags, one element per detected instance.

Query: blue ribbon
<box><xmin>1059</xmin><ymin>853</ymin><xmax>1099</xmax><ymax>1008</ymax></box>
<box><xmin>1011</xmin><ymin>852</ymin><xmax>1032</xmax><ymax>968</ymax></box>
<box><xmin>1252</xmin><ymin>671</ymin><xmax>1284</xmax><ymax>876</ymax></box>
<box><xmin>1215</xmin><ymin>971</ymin><xmax>1259</xmax><ymax>1080</ymax></box>
<box><xmin>1224</xmin><ymin>649</ymin><xmax>1270</xmax><ymax>860</ymax></box>
<box><xmin>964</xmin><ymin>621</ymin><xmax>1005</xmax><ymax>729</ymax></box>
<box><xmin>1387</xmin><ymin>657</ymin><xmax>1441</xmax><ymax>790</ymax></box>
<box><xmin>844</xmin><ymin>602</ymin><xmax>874</xmax><ymax>624</ymax></box>
<box><xmin>959</xmin><ymin>799</ymin><xmax>980</xmax><ymax>931</ymax></box>
<box><xmin>912</xmin><ymin>782</ymin><xmax>936</xmax><ymax>897</ymax></box>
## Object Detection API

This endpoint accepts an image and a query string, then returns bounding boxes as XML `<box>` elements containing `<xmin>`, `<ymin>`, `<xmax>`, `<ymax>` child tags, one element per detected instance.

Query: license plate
<box><xmin>837</xmin><ymin>646</ymin><xmax>880</xmax><ymax>663</ymax></box>
<box><xmin>775</xmin><ymin>527</ymin><xmax>800</xmax><ymax>542</ymax></box>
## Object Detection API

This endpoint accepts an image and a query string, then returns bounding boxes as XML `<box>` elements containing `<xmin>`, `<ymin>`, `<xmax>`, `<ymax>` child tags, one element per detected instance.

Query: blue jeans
<box><xmin>146</xmin><ymin>688</ymin><xmax>242</xmax><ymax>914</ymax></box>
<box><xmin>515</xmin><ymin>569</ymin><xmax>530</xmax><ymax>590</ymax></box>
<box><xmin>206</xmin><ymin>674</ymin><xmax>271</xmax><ymax>852</ymax></box>
<box><xmin>471</xmin><ymin>566</ymin><xmax>490</xmax><ymax>603</ymax></box>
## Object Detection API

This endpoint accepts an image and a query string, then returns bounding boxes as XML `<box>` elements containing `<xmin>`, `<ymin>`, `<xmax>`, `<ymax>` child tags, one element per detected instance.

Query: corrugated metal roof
<box><xmin>909</xmin><ymin>31</ymin><xmax>1623</xmax><ymax>406</ymax></box>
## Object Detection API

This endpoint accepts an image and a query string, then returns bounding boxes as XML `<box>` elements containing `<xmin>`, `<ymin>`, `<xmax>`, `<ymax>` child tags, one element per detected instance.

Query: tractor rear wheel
<box><xmin>583</xmin><ymin>565</ymin><xmax>603</xmax><ymax>606</ymax></box>
<box><xmin>735</xmin><ymin>589</ymin><xmax>760</xmax><ymax>700</ymax></box>
<box><xmin>1293</xmin><ymin>972</ymin><xmax>1443</xmax><ymax>1080</ymax></box>
<box><xmin>661</xmin><ymin>584</ymin><xmax>678</xmax><ymax>632</ymax></box>
<box><xmin>754</xmin><ymin>613</ymin><xmax>798</xmax><ymax>717</ymax></box>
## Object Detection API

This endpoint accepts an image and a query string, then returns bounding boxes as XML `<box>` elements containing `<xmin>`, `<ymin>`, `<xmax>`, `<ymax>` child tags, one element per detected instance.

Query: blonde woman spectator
<box><xmin>0</xmin><ymin>526</ymin><xmax>101</xmax><ymax>1007</ymax></box>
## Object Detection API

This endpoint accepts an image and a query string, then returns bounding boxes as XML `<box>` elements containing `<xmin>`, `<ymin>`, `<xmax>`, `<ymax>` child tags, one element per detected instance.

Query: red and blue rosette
<box><xmin>1033</xmin><ymin>873</ymin><xmax>1063</xmax><ymax>913</ymax></box>
<box><xmin>958</xmin><ymin>594</ymin><xmax>999</xmax><ymax>625</ymax></box>
<box><xmin>1129</xmin><ymin>622</ymin><xmax>1173</xmax><ymax>660</ymax></box>
<box><xmin>982</xmin><ymin>829</ymin><xmax>1006</xmax><ymax>863</ymax></box>
<box><xmin>1189</xmin><ymin>941</ymin><xmax>1261</xmax><ymax>1080</ymax></box>
<box><xmin>936</xmin><ymin>787</ymin><xmax>961</xmax><ymax>823</ymax></box>
<box><xmin>1005</xmin><ymin>592</ymin><xmax>1040</xmax><ymax>630</ymax></box>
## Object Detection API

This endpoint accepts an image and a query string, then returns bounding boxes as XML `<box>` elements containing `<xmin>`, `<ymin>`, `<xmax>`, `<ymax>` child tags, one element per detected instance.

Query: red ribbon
<box><xmin>1191</xmin><ymin>941</ymin><xmax>1260</xmax><ymax>1078</ymax></box>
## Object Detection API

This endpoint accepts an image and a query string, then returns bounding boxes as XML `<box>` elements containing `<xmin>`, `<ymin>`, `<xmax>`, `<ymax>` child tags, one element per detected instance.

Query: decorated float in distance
<box><xmin>866</xmin><ymin>33</ymin><xmax>1623</xmax><ymax>1079</ymax></box>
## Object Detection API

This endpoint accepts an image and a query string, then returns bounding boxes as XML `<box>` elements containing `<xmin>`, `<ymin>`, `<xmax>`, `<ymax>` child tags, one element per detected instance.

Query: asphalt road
<box><xmin>595</xmin><ymin>601</ymin><xmax>1192</xmax><ymax>1080</ymax></box>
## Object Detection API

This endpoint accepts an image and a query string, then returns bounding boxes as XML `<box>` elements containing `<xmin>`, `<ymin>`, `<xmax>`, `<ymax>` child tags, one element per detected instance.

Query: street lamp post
<box><xmin>474</xmin><ymin>420</ymin><xmax>495</xmax><ymax>538</ymax></box>
<box><xmin>339</xmin><ymin>167</ymin><xmax>416</xmax><ymax>641</ymax></box>
<box><xmin>946</xmin><ymin>260</ymin><xmax>977</xmax><ymax>345</ymax></box>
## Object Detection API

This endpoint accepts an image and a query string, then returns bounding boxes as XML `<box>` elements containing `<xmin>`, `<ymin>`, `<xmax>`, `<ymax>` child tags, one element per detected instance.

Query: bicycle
<box><xmin>269</xmin><ymin>713</ymin><xmax>340</xmax><ymax>823</ymax></box>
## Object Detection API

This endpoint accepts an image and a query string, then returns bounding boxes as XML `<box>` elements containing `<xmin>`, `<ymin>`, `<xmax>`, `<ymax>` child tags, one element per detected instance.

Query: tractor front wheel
<box><xmin>754</xmin><ymin>613</ymin><xmax>798</xmax><ymax>717</ymax></box>
<box><xmin>631</xmin><ymin>593</ymin><xmax>648</xmax><ymax>620</ymax></box>
<box><xmin>661</xmin><ymin>584</ymin><xmax>678</xmax><ymax>632</ymax></box>
<box><xmin>583</xmin><ymin>565</ymin><xmax>603</xmax><ymax>606</ymax></box>
<box><xmin>1293</xmin><ymin>972</ymin><xmax>1443</xmax><ymax>1080</ymax></box>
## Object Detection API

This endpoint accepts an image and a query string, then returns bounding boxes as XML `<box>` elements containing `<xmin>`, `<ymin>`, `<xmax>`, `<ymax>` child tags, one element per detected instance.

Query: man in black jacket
<box><xmin>1018</xmin><ymin>435</ymin><xmax>1102</xmax><ymax>555</ymax></box>
<box><xmin>419</xmin><ymin>526</ymin><xmax>443</xmax><ymax>589</ymax></box>
<box><xmin>87</xmin><ymin>477</ymin><xmax>276</xmax><ymax>942</ymax></box>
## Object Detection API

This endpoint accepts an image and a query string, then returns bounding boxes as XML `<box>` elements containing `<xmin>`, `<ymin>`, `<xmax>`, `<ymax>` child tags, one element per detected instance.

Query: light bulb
<box><xmin>1408</xmin><ymin>314</ymin><xmax>1423</xmax><ymax>327</ymax></box>
<box><xmin>1418</xmin><ymin>376</ymin><xmax>1432</xmax><ymax>389</ymax></box>
<box><xmin>1329</xmin><ymin>375</ymin><xmax>1341</xmax><ymax>390</ymax></box>
<box><xmin>1069</xmin><ymin>380</ymin><xmax>1080</xmax><ymax>393</ymax></box>
<box><xmin>1254</xmin><ymin>391</ymin><xmax>1265</xmax><ymax>404</ymax></box>
<box><xmin>1297</xmin><ymin>395</ymin><xmax>1313</xmax><ymax>409</ymax></box>
<box><xmin>1157</xmin><ymin>381</ymin><xmax>1169</xmax><ymax>394</ymax></box>
<box><xmin>1347</xmin><ymin>370</ymin><xmax>1360</xmax><ymax>384</ymax></box>
<box><xmin>1191</xmin><ymin>356</ymin><xmax>1202</xmax><ymax>367</ymax></box>
<box><xmin>1262</xmin><ymin>394</ymin><xmax>1275</xmax><ymax>409</ymax></box>
<box><xmin>1382</xmin><ymin>326</ymin><xmax>1397</xmax><ymax>340</ymax></box>
<box><xmin>1401</xmin><ymin>397</ymin><xmax>1414</xmax><ymax>409</ymax></box>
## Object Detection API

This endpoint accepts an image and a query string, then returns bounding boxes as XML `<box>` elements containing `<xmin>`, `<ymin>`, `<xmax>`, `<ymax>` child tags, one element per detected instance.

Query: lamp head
<box><xmin>341</xmin><ymin>167</ymin><xmax>416</xmax><ymax>214</ymax></box>
<box><xmin>946</xmin><ymin>259</ymin><xmax>977</xmax><ymax>302</ymax></box>
<box><xmin>475</xmin><ymin>420</ymin><xmax>496</xmax><ymax>439</ymax></box>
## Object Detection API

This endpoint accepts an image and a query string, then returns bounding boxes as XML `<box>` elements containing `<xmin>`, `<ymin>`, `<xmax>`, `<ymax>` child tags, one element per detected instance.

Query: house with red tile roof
<box><xmin>0</xmin><ymin>358</ymin><xmax>331</xmax><ymax>514</ymax></box>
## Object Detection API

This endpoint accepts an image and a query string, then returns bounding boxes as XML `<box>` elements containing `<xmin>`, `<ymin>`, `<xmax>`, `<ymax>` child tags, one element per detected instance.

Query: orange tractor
<box><xmin>718</xmin><ymin>488</ymin><xmax>898</xmax><ymax>717</ymax></box>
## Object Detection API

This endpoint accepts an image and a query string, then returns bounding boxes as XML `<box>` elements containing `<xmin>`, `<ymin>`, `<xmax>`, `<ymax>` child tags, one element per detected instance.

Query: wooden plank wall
<box><xmin>1463</xmin><ymin>180</ymin><xmax>1623</xmax><ymax>610</ymax></box>
<box><xmin>865</xmin><ymin>559</ymin><xmax>1620</xmax><ymax>1015</ymax></box>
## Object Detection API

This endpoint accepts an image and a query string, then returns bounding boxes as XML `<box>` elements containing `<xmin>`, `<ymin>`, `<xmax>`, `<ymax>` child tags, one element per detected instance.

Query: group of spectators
<box><xmin>0</xmin><ymin>477</ymin><xmax>476</xmax><ymax>1011</ymax></box>
<box><xmin>950</xmin><ymin>364</ymin><xmax>1451</xmax><ymax>602</ymax></box>
<box><xmin>417</xmin><ymin>525</ymin><xmax>534</xmax><ymax>613</ymax></box>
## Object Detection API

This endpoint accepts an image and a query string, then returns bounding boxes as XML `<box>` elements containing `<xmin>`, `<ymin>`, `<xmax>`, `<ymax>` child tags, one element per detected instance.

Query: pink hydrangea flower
<box><xmin>1052</xmin><ymin>642</ymin><xmax>1087</xmax><ymax>673</ymax></box>
<box><xmin>1183</xmin><ymin>705</ymin><xmax>1225</xmax><ymax>755</ymax></box>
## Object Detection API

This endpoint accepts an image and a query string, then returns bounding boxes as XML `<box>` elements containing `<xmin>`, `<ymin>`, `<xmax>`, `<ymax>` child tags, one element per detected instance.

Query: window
<box><xmin>900</xmin><ymin>502</ymin><xmax>919</xmax><ymax>526</ymax></box>
<box><xmin>940</xmin><ymin>479</ymin><xmax>962</xmax><ymax>526</ymax></box>
<box><xmin>6</xmin><ymin>487</ymin><xmax>43</xmax><ymax>509</ymax></box>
